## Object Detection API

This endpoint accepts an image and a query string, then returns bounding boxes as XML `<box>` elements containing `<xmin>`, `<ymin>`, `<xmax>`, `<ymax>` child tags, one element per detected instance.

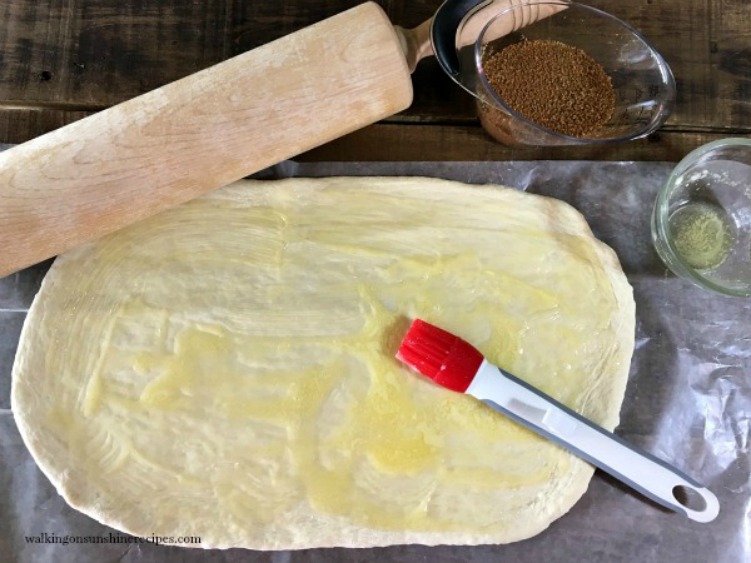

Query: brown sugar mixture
<box><xmin>482</xmin><ymin>39</ymin><xmax>615</xmax><ymax>138</ymax></box>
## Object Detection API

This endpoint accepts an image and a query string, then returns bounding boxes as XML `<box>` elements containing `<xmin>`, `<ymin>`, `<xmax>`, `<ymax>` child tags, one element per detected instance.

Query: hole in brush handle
<box><xmin>670</xmin><ymin>484</ymin><xmax>720</xmax><ymax>523</ymax></box>
<box><xmin>672</xmin><ymin>484</ymin><xmax>708</xmax><ymax>512</ymax></box>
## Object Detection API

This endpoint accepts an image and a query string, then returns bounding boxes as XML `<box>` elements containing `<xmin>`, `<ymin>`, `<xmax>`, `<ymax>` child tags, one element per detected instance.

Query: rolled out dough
<box><xmin>12</xmin><ymin>177</ymin><xmax>635</xmax><ymax>549</ymax></box>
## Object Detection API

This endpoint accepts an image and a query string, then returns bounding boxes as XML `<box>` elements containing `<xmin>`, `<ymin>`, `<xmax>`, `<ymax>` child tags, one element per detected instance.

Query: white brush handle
<box><xmin>466</xmin><ymin>360</ymin><xmax>720</xmax><ymax>523</ymax></box>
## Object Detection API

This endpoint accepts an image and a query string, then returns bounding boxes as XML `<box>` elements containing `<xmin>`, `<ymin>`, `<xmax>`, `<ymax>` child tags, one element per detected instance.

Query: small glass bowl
<box><xmin>474</xmin><ymin>2</ymin><xmax>675</xmax><ymax>146</ymax></box>
<box><xmin>652</xmin><ymin>138</ymin><xmax>751</xmax><ymax>297</ymax></box>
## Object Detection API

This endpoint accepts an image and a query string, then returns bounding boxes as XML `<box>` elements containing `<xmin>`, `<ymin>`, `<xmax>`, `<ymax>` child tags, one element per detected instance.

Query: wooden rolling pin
<box><xmin>0</xmin><ymin>0</ymin><xmax>563</xmax><ymax>277</ymax></box>
<box><xmin>0</xmin><ymin>3</ymin><xmax>411</xmax><ymax>276</ymax></box>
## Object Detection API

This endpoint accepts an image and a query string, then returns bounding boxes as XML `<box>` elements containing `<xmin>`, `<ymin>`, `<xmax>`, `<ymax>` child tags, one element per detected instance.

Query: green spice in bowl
<box><xmin>652</xmin><ymin>138</ymin><xmax>751</xmax><ymax>297</ymax></box>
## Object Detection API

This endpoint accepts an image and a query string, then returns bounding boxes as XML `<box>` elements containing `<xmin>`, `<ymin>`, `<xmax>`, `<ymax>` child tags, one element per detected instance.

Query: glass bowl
<box><xmin>652</xmin><ymin>138</ymin><xmax>751</xmax><ymax>297</ymax></box>
<box><xmin>473</xmin><ymin>2</ymin><xmax>676</xmax><ymax>146</ymax></box>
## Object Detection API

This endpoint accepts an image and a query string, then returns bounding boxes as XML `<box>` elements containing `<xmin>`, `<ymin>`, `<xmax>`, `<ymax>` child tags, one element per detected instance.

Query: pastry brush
<box><xmin>396</xmin><ymin>318</ymin><xmax>720</xmax><ymax>523</ymax></box>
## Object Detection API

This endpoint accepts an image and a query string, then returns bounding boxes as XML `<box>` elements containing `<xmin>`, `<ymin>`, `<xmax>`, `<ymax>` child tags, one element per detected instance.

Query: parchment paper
<box><xmin>1</xmin><ymin>157</ymin><xmax>749</xmax><ymax>563</ymax></box>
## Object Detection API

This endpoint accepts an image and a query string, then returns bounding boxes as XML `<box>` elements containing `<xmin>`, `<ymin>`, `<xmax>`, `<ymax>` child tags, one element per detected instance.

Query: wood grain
<box><xmin>298</xmin><ymin>123</ymin><xmax>739</xmax><ymax>162</ymax></box>
<box><xmin>0</xmin><ymin>2</ymin><xmax>413</xmax><ymax>276</ymax></box>
<box><xmin>1</xmin><ymin>0</ymin><xmax>749</xmax><ymax>154</ymax></box>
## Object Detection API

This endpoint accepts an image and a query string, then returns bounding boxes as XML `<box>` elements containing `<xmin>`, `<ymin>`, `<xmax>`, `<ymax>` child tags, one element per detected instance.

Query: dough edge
<box><xmin>11</xmin><ymin>176</ymin><xmax>635</xmax><ymax>550</ymax></box>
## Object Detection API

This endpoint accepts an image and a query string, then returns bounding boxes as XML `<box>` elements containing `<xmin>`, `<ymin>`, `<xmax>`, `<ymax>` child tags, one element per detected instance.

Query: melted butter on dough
<box><xmin>11</xmin><ymin>177</ymin><xmax>634</xmax><ymax>549</ymax></box>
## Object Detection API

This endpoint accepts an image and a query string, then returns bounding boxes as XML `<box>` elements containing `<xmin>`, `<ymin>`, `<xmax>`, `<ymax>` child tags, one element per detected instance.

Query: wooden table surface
<box><xmin>1</xmin><ymin>0</ymin><xmax>750</xmax><ymax>161</ymax></box>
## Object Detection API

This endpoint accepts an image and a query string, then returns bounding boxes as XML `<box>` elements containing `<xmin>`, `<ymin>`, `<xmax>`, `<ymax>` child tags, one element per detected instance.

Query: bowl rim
<box><xmin>653</xmin><ymin>137</ymin><xmax>751</xmax><ymax>298</ymax></box>
<box><xmin>474</xmin><ymin>1</ymin><xmax>677</xmax><ymax>145</ymax></box>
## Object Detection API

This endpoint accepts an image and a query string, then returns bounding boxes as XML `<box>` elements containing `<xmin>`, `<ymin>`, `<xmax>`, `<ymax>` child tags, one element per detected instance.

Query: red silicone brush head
<box><xmin>396</xmin><ymin>319</ymin><xmax>484</xmax><ymax>393</ymax></box>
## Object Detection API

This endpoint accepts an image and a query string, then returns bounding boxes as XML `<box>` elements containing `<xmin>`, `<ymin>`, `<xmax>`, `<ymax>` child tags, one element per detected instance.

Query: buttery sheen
<box><xmin>12</xmin><ymin>177</ymin><xmax>635</xmax><ymax>549</ymax></box>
